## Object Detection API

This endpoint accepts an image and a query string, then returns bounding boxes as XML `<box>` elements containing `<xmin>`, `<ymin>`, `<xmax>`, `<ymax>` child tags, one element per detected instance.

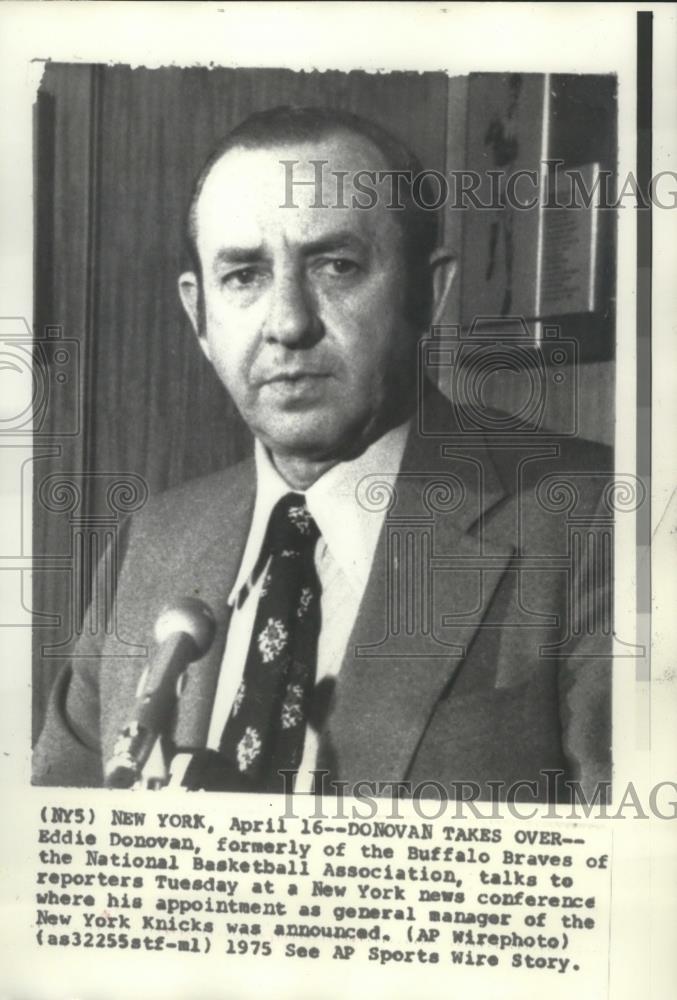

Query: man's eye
<box><xmin>222</xmin><ymin>268</ymin><xmax>263</xmax><ymax>288</ymax></box>
<box><xmin>321</xmin><ymin>258</ymin><xmax>360</xmax><ymax>277</ymax></box>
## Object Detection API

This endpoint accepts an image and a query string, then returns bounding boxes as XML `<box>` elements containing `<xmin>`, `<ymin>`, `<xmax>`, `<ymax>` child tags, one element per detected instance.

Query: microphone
<box><xmin>104</xmin><ymin>597</ymin><xmax>216</xmax><ymax>789</ymax></box>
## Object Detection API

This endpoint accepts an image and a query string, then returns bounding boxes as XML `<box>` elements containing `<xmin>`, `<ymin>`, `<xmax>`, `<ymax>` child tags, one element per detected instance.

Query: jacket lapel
<box><xmin>172</xmin><ymin>463</ymin><xmax>256</xmax><ymax>747</ymax></box>
<box><xmin>321</xmin><ymin>397</ymin><xmax>516</xmax><ymax>784</ymax></box>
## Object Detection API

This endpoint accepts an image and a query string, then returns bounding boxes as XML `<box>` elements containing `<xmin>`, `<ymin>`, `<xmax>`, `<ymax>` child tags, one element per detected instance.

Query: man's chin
<box><xmin>255</xmin><ymin>417</ymin><xmax>365</xmax><ymax>466</ymax></box>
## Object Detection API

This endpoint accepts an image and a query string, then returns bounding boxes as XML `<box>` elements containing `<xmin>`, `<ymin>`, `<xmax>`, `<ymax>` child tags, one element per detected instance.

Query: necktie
<box><xmin>217</xmin><ymin>492</ymin><xmax>322</xmax><ymax>791</ymax></box>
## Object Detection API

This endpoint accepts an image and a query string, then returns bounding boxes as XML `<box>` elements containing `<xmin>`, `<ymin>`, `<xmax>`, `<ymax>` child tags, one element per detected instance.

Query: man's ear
<box><xmin>428</xmin><ymin>248</ymin><xmax>457</xmax><ymax>327</ymax></box>
<box><xmin>178</xmin><ymin>272</ymin><xmax>210</xmax><ymax>361</ymax></box>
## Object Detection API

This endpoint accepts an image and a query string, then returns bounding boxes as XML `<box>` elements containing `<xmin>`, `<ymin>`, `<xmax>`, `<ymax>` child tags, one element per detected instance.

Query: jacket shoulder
<box><xmin>129</xmin><ymin>458</ymin><xmax>255</xmax><ymax>541</ymax></box>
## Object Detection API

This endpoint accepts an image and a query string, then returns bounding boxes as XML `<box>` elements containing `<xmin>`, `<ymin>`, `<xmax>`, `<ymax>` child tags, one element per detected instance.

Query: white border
<box><xmin>0</xmin><ymin>4</ymin><xmax>673</xmax><ymax>1000</ymax></box>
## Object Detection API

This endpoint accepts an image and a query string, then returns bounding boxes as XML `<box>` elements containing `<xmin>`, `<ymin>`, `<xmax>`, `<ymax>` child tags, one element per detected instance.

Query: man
<box><xmin>33</xmin><ymin>106</ymin><xmax>612</xmax><ymax>801</ymax></box>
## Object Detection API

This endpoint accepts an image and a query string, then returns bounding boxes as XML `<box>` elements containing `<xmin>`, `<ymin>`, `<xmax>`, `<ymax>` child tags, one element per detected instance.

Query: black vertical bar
<box><xmin>636</xmin><ymin>13</ymin><xmax>652</xmax><ymax>691</ymax></box>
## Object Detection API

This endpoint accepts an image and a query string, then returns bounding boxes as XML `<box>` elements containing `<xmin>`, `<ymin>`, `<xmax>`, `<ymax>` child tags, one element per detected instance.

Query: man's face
<box><xmin>181</xmin><ymin>133</ymin><xmax>418</xmax><ymax>464</ymax></box>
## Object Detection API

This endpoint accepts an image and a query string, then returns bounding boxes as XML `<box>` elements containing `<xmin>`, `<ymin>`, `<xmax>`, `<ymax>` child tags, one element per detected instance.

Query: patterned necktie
<box><xmin>218</xmin><ymin>492</ymin><xmax>322</xmax><ymax>791</ymax></box>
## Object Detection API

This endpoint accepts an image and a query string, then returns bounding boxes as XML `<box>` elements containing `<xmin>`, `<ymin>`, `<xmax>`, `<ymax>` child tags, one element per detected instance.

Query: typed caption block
<box><xmin>33</xmin><ymin>796</ymin><xmax>612</xmax><ymax>987</ymax></box>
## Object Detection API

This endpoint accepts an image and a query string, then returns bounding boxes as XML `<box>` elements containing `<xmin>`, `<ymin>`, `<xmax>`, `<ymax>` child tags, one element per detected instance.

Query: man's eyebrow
<box><xmin>210</xmin><ymin>232</ymin><xmax>370</xmax><ymax>271</ymax></box>
<box><xmin>301</xmin><ymin>232</ymin><xmax>369</xmax><ymax>256</ymax></box>
<box><xmin>213</xmin><ymin>246</ymin><xmax>266</xmax><ymax>268</ymax></box>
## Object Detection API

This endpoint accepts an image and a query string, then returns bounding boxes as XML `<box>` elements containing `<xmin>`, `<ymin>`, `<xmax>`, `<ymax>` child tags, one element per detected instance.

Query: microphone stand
<box><xmin>104</xmin><ymin>598</ymin><xmax>216</xmax><ymax>790</ymax></box>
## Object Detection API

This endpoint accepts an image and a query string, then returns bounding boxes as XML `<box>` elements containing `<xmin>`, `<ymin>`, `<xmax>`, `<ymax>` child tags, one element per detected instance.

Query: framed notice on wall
<box><xmin>460</xmin><ymin>73</ymin><xmax>616</xmax><ymax>360</ymax></box>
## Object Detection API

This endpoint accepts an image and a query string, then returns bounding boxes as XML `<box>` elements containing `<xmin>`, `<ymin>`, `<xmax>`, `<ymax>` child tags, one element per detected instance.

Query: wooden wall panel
<box><xmin>32</xmin><ymin>64</ymin><xmax>97</xmax><ymax>738</ymax></box>
<box><xmin>441</xmin><ymin>75</ymin><xmax>470</xmax><ymax>328</ymax></box>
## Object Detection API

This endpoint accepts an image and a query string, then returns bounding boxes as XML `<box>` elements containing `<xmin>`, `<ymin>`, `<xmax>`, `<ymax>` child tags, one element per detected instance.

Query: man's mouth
<box><xmin>256</xmin><ymin>370</ymin><xmax>333</xmax><ymax>406</ymax></box>
<box><xmin>262</xmin><ymin>371</ymin><xmax>330</xmax><ymax>385</ymax></box>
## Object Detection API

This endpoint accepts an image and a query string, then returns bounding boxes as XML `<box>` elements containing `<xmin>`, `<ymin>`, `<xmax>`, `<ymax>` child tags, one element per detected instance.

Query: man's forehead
<box><xmin>203</xmin><ymin>130</ymin><xmax>390</xmax><ymax>189</ymax></box>
<box><xmin>194</xmin><ymin>133</ymin><xmax>402</xmax><ymax>250</ymax></box>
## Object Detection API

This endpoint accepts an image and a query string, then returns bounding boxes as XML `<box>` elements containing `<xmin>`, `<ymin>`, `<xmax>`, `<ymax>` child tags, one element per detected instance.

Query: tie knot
<box><xmin>267</xmin><ymin>492</ymin><xmax>319</xmax><ymax>555</ymax></box>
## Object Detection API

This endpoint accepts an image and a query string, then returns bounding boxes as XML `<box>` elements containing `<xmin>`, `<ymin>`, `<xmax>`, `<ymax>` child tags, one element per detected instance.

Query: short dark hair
<box><xmin>184</xmin><ymin>105</ymin><xmax>440</xmax><ymax>328</ymax></box>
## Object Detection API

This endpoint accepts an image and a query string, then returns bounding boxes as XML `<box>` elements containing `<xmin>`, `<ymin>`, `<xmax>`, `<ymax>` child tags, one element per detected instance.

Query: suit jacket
<box><xmin>33</xmin><ymin>388</ymin><xmax>612</xmax><ymax>800</ymax></box>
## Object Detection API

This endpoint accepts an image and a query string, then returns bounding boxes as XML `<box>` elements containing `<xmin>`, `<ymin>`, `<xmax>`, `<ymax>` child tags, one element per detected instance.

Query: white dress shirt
<box><xmin>205</xmin><ymin>420</ymin><xmax>410</xmax><ymax>791</ymax></box>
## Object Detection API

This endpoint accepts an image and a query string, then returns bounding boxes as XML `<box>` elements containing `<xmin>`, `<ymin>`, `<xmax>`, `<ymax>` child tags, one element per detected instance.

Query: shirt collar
<box><xmin>228</xmin><ymin>419</ymin><xmax>411</xmax><ymax>605</ymax></box>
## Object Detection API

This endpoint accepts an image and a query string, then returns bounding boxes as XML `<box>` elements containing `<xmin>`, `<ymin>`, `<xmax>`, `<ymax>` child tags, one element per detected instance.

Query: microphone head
<box><xmin>154</xmin><ymin>597</ymin><xmax>216</xmax><ymax>657</ymax></box>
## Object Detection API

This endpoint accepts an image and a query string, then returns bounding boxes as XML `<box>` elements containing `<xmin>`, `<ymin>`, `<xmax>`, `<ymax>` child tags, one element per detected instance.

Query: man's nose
<box><xmin>262</xmin><ymin>271</ymin><xmax>322</xmax><ymax>347</ymax></box>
